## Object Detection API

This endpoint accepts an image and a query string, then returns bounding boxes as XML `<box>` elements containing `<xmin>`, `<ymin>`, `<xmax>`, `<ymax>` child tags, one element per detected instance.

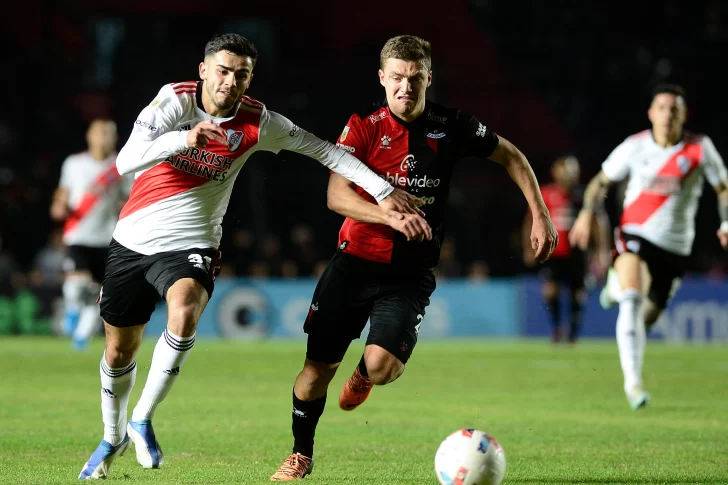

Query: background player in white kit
<box><xmin>78</xmin><ymin>33</ymin><xmax>427</xmax><ymax>480</ymax></box>
<box><xmin>50</xmin><ymin>119</ymin><xmax>130</xmax><ymax>350</ymax></box>
<box><xmin>570</xmin><ymin>84</ymin><xmax>728</xmax><ymax>410</ymax></box>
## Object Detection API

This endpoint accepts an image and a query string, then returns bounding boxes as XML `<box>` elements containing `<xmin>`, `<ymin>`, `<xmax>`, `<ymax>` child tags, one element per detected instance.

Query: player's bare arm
<box><xmin>50</xmin><ymin>186</ymin><xmax>69</xmax><ymax>222</ymax></box>
<box><xmin>488</xmin><ymin>136</ymin><xmax>558</xmax><ymax>262</ymax></box>
<box><xmin>521</xmin><ymin>212</ymin><xmax>537</xmax><ymax>267</ymax></box>
<box><xmin>327</xmin><ymin>173</ymin><xmax>432</xmax><ymax>241</ymax></box>
<box><xmin>569</xmin><ymin>170</ymin><xmax>613</xmax><ymax>251</ymax></box>
<box><xmin>713</xmin><ymin>180</ymin><xmax>728</xmax><ymax>249</ymax></box>
<box><xmin>590</xmin><ymin>207</ymin><xmax>612</xmax><ymax>277</ymax></box>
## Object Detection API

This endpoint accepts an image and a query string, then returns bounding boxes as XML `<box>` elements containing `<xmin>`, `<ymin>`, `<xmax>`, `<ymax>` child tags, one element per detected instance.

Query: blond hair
<box><xmin>380</xmin><ymin>35</ymin><xmax>432</xmax><ymax>71</ymax></box>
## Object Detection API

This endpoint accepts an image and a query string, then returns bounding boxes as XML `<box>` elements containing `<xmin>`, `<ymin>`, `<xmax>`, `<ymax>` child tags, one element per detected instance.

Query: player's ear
<box><xmin>378</xmin><ymin>69</ymin><xmax>385</xmax><ymax>87</ymax></box>
<box><xmin>199</xmin><ymin>61</ymin><xmax>207</xmax><ymax>80</ymax></box>
<box><xmin>427</xmin><ymin>71</ymin><xmax>432</xmax><ymax>88</ymax></box>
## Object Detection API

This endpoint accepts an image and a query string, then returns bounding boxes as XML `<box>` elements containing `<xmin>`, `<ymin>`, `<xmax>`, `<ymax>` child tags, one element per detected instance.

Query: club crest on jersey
<box><xmin>677</xmin><ymin>155</ymin><xmax>692</xmax><ymax>175</ymax></box>
<box><xmin>226</xmin><ymin>129</ymin><xmax>244</xmax><ymax>151</ymax></box>
<box><xmin>339</xmin><ymin>126</ymin><xmax>350</xmax><ymax>142</ymax></box>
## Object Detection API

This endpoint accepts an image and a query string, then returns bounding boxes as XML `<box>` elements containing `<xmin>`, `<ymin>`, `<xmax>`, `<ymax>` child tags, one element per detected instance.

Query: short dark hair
<box><xmin>204</xmin><ymin>33</ymin><xmax>258</xmax><ymax>66</ymax></box>
<box><xmin>380</xmin><ymin>35</ymin><xmax>432</xmax><ymax>72</ymax></box>
<box><xmin>651</xmin><ymin>83</ymin><xmax>686</xmax><ymax>103</ymax></box>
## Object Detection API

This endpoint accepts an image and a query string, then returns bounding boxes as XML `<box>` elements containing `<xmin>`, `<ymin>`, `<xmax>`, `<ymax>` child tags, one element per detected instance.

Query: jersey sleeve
<box><xmin>601</xmin><ymin>138</ymin><xmax>633</xmax><ymax>182</ymax></box>
<box><xmin>259</xmin><ymin>109</ymin><xmax>393</xmax><ymax>202</ymax></box>
<box><xmin>334</xmin><ymin>114</ymin><xmax>369</xmax><ymax>159</ymax></box>
<box><xmin>58</xmin><ymin>156</ymin><xmax>74</xmax><ymax>189</ymax></box>
<box><xmin>700</xmin><ymin>135</ymin><xmax>728</xmax><ymax>186</ymax></box>
<box><xmin>454</xmin><ymin>111</ymin><xmax>500</xmax><ymax>159</ymax></box>
<box><xmin>116</xmin><ymin>84</ymin><xmax>189</xmax><ymax>175</ymax></box>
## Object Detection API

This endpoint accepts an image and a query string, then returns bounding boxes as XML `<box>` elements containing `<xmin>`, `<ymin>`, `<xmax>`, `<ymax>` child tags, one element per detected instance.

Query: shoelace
<box><xmin>278</xmin><ymin>454</ymin><xmax>311</xmax><ymax>475</ymax></box>
<box><xmin>349</xmin><ymin>371</ymin><xmax>372</xmax><ymax>393</ymax></box>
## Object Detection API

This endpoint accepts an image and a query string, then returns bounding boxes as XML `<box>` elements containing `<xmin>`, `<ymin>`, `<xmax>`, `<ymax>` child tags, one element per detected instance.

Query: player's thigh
<box><xmin>100</xmin><ymin>240</ymin><xmax>159</xmax><ymax>328</ymax></box>
<box><xmin>165</xmin><ymin>278</ymin><xmax>211</xmax><ymax>331</ymax></box>
<box><xmin>367</xmin><ymin>270</ymin><xmax>436</xmax><ymax>364</ymax></box>
<box><xmin>304</xmin><ymin>252</ymin><xmax>373</xmax><ymax>364</ymax></box>
<box><xmin>145</xmin><ymin>247</ymin><xmax>219</xmax><ymax>301</ymax></box>
<box><xmin>645</xmin><ymin>250</ymin><xmax>686</xmax><ymax>310</ymax></box>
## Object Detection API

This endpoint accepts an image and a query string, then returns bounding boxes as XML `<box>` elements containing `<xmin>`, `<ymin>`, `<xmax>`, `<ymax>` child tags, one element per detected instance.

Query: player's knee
<box><xmin>571</xmin><ymin>289</ymin><xmax>586</xmax><ymax>305</ymax></box>
<box><xmin>104</xmin><ymin>339</ymin><xmax>138</xmax><ymax>367</ymax></box>
<box><xmin>301</xmin><ymin>360</ymin><xmax>339</xmax><ymax>384</ymax></box>
<box><xmin>366</xmin><ymin>358</ymin><xmax>404</xmax><ymax>386</ymax></box>
<box><xmin>542</xmin><ymin>282</ymin><xmax>559</xmax><ymax>301</ymax></box>
<box><xmin>166</xmin><ymin>303</ymin><xmax>200</xmax><ymax>337</ymax></box>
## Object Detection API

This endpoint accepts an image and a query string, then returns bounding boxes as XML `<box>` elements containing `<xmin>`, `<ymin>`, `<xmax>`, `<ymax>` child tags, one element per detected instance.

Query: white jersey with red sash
<box><xmin>113</xmin><ymin>81</ymin><xmax>393</xmax><ymax>255</ymax></box>
<box><xmin>602</xmin><ymin>130</ymin><xmax>727</xmax><ymax>255</ymax></box>
<box><xmin>59</xmin><ymin>152</ymin><xmax>128</xmax><ymax>247</ymax></box>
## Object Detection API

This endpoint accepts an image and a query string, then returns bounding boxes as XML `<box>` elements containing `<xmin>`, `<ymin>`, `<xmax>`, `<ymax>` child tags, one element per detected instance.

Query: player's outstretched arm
<box><xmin>327</xmin><ymin>173</ymin><xmax>432</xmax><ymax>241</ymax></box>
<box><xmin>570</xmin><ymin>171</ymin><xmax>613</xmax><ymax>251</ymax></box>
<box><xmin>50</xmin><ymin>186</ymin><xmax>69</xmax><ymax>222</ymax></box>
<box><xmin>488</xmin><ymin>136</ymin><xmax>557</xmax><ymax>262</ymax></box>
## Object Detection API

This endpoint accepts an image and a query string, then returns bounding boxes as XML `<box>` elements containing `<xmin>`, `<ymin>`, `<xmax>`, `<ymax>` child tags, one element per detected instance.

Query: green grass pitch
<box><xmin>1</xmin><ymin>337</ymin><xmax>726</xmax><ymax>484</ymax></box>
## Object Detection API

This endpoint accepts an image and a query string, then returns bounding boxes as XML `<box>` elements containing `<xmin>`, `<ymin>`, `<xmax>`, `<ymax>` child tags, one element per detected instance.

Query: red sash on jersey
<box><xmin>64</xmin><ymin>163</ymin><xmax>122</xmax><ymax>235</ymax></box>
<box><xmin>620</xmin><ymin>142</ymin><xmax>702</xmax><ymax>226</ymax></box>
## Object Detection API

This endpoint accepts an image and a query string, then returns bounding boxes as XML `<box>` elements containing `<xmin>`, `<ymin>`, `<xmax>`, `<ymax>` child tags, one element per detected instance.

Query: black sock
<box><xmin>357</xmin><ymin>355</ymin><xmax>368</xmax><ymax>378</ymax></box>
<box><xmin>568</xmin><ymin>292</ymin><xmax>584</xmax><ymax>341</ymax></box>
<box><xmin>291</xmin><ymin>390</ymin><xmax>326</xmax><ymax>458</ymax></box>
<box><xmin>546</xmin><ymin>296</ymin><xmax>561</xmax><ymax>330</ymax></box>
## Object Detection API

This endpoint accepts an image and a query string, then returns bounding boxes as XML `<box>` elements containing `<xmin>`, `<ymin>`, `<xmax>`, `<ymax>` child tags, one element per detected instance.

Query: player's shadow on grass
<box><xmin>516</xmin><ymin>479</ymin><xmax>725</xmax><ymax>484</ymax></box>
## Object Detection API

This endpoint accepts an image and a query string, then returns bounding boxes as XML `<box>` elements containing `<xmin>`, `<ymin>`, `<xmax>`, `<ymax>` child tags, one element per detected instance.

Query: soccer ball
<box><xmin>434</xmin><ymin>428</ymin><xmax>506</xmax><ymax>485</ymax></box>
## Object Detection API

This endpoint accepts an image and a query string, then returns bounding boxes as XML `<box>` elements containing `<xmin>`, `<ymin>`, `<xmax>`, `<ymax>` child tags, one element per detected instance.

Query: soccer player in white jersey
<box><xmin>78</xmin><ymin>33</ymin><xmax>427</xmax><ymax>480</ymax></box>
<box><xmin>570</xmin><ymin>84</ymin><xmax>728</xmax><ymax>410</ymax></box>
<box><xmin>50</xmin><ymin>119</ymin><xmax>130</xmax><ymax>350</ymax></box>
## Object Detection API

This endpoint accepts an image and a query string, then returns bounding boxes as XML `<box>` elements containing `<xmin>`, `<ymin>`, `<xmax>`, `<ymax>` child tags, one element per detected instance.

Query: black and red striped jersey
<box><xmin>335</xmin><ymin>100</ymin><xmax>499</xmax><ymax>268</ymax></box>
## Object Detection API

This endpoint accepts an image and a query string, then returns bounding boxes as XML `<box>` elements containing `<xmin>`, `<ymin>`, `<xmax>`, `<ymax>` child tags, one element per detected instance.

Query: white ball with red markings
<box><xmin>434</xmin><ymin>428</ymin><xmax>506</xmax><ymax>485</ymax></box>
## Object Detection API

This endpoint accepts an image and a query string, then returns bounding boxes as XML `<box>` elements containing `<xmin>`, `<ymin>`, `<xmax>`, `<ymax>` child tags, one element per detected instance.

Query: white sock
<box><xmin>616</xmin><ymin>288</ymin><xmax>645</xmax><ymax>392</ymax></box>
<box><xmin>73</xmin><ymin>305</ymin><xmax>102</xmax><ymax>342</ymax></box>
<box><xmin>100</xmin><ymin>354</ymin><xmax>137</xmax><ymax>446</ymax></box>
<box><xmin>62</xmin><ymin>276</ymin><xmax>87</xmax><ymax>317</ymax></box>
<box><xmin>131</xmin><ymin>329</ymin><xmax>195</xmax><ymax>422</ymax></box>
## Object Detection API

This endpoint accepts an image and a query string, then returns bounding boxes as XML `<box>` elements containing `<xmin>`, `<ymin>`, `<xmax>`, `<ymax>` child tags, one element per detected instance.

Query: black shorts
<box><xmin>616</xmin><ymin>231</ymin><xmax>687</xmax><ymax>309</ymax></box>
<box><xmin>304</xmin><ymin>251</ymin><xmax>436</xmax><ymax>365</ymax></box>
<box><xmin>540</xmin><ymin>250</ymin><xmax>587</xmax><ymax>290</ymax></box>
<box><xmin>64</xmin><ymin>245</ymin><xmax>109</xmax><ymax>283</ymax></box>
<box><xmin>99</xmin><ymin>239</ymin><xmax>219</xmax><ymax>327</ymax></box>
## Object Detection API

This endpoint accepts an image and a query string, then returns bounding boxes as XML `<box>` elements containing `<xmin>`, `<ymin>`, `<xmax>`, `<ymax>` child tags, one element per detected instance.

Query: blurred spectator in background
<box><xmin>289</xmin><ymin>224</ymin><xmax>319</xmax><ymax>277</ymax></box>
<box><xmin>28</xmin><ymin>229</ymin><xmax>67</xmax><ymax>289</ymax></box>
<box><xmin>434</xmin><ymin>238</ymin><xmax>463</xmax><ymax>279</ymax></box>
<box><xmin>0</xmin><ymin>234</ymin><xmax>25</xmax><ymax>295</ymax></box>
<box><xmin>467</xmin><ymin>260</ymin><xmax>490</xmax><ymax>282</ymax></box>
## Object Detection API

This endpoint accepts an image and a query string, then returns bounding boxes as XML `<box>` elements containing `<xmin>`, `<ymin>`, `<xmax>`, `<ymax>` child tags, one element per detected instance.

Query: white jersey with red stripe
<box><xmin>602</xmin><ymin>130</ymin><xmax>727</xmax><ymax>256</ymax></box>
<box><xmin>59</xmin><ymin>152</ymin><xmax>129</xmax><ymax>247</ymax></box>
<box><xmin>113</xmin><ymin>81</ymin><xmax>394</xmax><ymax>255</ymax></box>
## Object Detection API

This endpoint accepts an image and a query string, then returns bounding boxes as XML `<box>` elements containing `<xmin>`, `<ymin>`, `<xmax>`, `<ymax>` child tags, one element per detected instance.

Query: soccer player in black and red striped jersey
<box><xmin>271</xmin><ymin>35</ymin><xmax>558</xmax><ymax>480</ymax></box>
